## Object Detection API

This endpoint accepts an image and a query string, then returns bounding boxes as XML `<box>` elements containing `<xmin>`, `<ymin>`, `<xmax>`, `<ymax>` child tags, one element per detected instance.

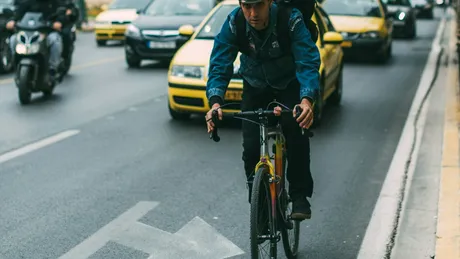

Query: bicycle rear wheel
<box><xmin>250</xmin><ymin>167</ymin><xmax>277</xmax><ymax>258</ymax></box>
<box><xmin>280</xmin><ymin>191</ymin><xmax>300</xmax><ymax>258</ymax></box>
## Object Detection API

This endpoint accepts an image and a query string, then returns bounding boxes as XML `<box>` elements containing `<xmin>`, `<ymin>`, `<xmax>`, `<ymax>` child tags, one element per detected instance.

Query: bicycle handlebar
<box><xmin>209</xmin><ymin>106</ymin><xmax>314</xmax><ymax>142</ymax></box>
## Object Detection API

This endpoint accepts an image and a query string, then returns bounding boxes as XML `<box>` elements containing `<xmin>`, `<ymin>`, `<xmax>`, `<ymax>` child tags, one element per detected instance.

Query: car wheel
<box><xmin>408</xmin><ymin>23</ymin><xmax>416</xmax><ymax>39</ymax></box>
<box><xmin>427</xmin><ymin>9</ymin><xmax>434</xmax><ymax>19</ymax></box>
<box><xmin>329</xmin><ymin>66</ymin><xmax>343</xmax><ymax>105</ymax></box>
<box><xmin>125</xmin><ymin>53</ymin><xmax>141</xmax><ymax>68</ymax></box>
<box><xmin>168</xmin><ymin>102</ymin><xmax>191</xmax><ymax>120</ymax></box>
<box><xmin>96</xmin><ymin>40</ymin><xmax>106</xmax><ymax>46</ymax></box>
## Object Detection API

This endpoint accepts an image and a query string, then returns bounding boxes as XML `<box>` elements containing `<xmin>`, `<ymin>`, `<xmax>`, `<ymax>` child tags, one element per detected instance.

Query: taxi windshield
<box><xmin>322</xmin><ymin>0</ymin><xmax>382</xmax><ymax>17</ymax></box>
<box><xmin>144</xmin><ymin>0</ymin><xmax>214</xmax><ymax>16</ymax></box>
<box><xmin>195</xmin><ymin>4</ymin><xmax>236</xmax><ymax>39</ymax></box>
<box><xmin>109</xmin><ymin>0</ymin><xmax>151</xmax><ymax>10</ymax></box>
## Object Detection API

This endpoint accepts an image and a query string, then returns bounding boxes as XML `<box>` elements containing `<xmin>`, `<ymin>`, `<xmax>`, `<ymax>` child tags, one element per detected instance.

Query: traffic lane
<box><xmin>303</xmin><ymin>17</ymin><xmax>440</xmax><ymax>258</ymax></box>
<box><xmin>0</xmin><ymin>17</ymin><xmax>439</xmax><ymax>258</ymax></box>
<box><xmin>0</xmin><ymin>46</ymin><xmax>169</xmax><ymax>155</ymax></box>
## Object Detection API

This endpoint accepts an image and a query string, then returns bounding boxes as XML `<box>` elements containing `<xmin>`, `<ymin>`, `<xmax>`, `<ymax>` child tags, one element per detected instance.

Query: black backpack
<box><xmin>235</xmin><ymin>0</ymin><xmax>318</xmax><ymax>57</ymax></box>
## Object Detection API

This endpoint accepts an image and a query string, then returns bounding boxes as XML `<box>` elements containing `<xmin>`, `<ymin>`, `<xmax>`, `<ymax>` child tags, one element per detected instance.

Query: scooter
<box><xmin>3</xmin><ymin>7</ymin><xmax>68</xmax><ymax>105</ymax></box>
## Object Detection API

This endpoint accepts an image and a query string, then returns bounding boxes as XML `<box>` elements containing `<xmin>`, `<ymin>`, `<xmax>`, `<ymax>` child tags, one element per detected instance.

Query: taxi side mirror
<box><xmin>178</xmin><ymin>24</ymin><xmax>195</xmax><ymax>37</ymax></box>
<box><xmin>323</xmin><ymin>31</ymin><xmax>343</xmax><ymax>44</ymax></box>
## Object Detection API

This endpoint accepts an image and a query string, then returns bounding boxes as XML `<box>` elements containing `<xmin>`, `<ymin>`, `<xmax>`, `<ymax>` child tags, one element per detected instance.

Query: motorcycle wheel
<box><xmin>0</xmin><ymin>36</ymin><xmax>13</xmax><ymax>74</ymax></box>
<box><xmin>17</xmin><ymin>66</ymin><xmax>31</xmax><ymax>105</ymax></box>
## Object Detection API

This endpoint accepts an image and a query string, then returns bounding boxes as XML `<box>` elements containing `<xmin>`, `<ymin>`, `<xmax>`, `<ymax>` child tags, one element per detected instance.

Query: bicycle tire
<box><xmin>280</xmin><ymin>192</ymin><xmax>300</xmax><ymax>258</ymax></box>
<box><xmin>250</xmin><ymin>167</ymin><xmax>277</xmax><ymax>258</ymax></box>
<box><xmin>279</xmin><ymin>151</ymin><xmax>300</xmax><ymax>258</ymax></box>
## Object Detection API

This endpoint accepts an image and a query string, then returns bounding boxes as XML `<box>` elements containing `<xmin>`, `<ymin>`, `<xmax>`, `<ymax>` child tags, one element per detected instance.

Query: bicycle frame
<box><xmin>253</xmin><ymin>116</ymin><xmax>286</xmax><ymax>225</ymax></box>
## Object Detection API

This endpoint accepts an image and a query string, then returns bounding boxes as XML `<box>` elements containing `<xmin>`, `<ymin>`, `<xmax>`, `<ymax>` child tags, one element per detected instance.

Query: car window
<box><xmin>145</xmin><ymin>0</ymin><xmax>214</xmax><ymax>16</ymax></box>
<box><xmin>109</xmin><ymin>0</ymin><xmax>151</xmax><ymax>10</ymax></box>
<box><xmin>195</xmin><ymin>4</ymin><xmax>236</xmax><ymax>39</ymax></box>
<box><xmin>382</xmin><ymin>0</ymin><xmax>411</xmax><ymax>4</ymax></box>
<box><xmin>322</xmin><ymin>0</ymin><xmax>383</xmax><ymax>17</ymax></box>
<box><xmin>314</xmin><ymin>11</ymin><xmax>326</xmax><ymax>45</ymax></box>
<box><xmin>317</xmin><ymin>6</ymin><xmax>335</xmax><ymax>32</ymax></box>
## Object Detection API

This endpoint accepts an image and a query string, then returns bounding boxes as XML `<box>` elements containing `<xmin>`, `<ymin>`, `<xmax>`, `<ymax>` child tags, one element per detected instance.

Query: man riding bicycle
<box><xmin>205</xmin><ymin>0</ymin><xmax>320</xmax><ymax>220</ymax></box>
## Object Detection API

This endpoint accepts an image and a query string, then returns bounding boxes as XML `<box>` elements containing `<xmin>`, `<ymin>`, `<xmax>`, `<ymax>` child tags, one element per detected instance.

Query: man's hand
<box><xmin>294</xmin><ymin>98</ymin><xmax>314</xmax><ymax>129</ymax></box>
<box><xmin>52</xmin><ymin>21</ymin><xmax>62</xmax><ymax>31</ymax></box>
<box><xmin>205</xmin><ymin>103</ymin><xmax>222</xmax><ymax>133</ymax></box>
<box><xmin>6</xmin><ymin>20</ymin><xmax>15</xmax><ymax>30</ymax></box>
<box><xmin>66</xmin><ymin>9</ymin><xmax>72</xmax><ymax>16</ymax></box>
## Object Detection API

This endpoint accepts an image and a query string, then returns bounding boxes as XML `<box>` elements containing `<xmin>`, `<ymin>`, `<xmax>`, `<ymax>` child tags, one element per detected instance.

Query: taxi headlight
<box><xmin>125</xmin><ymin>24</ymin><xmax>140</xmax><ymax>38</ymax></box>
<box><xmin>171</xmin><ymin>65</ymin><xmax>204</xmax><ymax>79</ymax></box>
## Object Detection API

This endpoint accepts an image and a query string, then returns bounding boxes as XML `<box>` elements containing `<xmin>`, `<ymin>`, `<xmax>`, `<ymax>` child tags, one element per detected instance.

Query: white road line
<box><xmin>356</xmin><ymin>14</ymin><xmax>447</xmax><ymax>259</ymax></box>
<box><xmin>0</xmin><ymin>130</ymin><xmax>80</xmax><ymax>164</ymax></box>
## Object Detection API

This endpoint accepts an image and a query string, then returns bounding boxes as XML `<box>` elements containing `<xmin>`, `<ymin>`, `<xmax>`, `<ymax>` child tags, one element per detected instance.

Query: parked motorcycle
<box><xmin>3</xmin><ymin>7</ymin><xmax>69</xmax><ymax>105</ymax></box>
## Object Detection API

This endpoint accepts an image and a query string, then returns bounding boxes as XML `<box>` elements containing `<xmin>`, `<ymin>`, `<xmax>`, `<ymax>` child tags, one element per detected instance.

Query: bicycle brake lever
<box><xmin>210</xmin><ymin>110</ymin><xmax>220</xmax><ymax>142</ymax></box>
<box><xmin>294</xmin><ymin>106</ymin><xmax>305</xmax><ymax>136</ymax></box>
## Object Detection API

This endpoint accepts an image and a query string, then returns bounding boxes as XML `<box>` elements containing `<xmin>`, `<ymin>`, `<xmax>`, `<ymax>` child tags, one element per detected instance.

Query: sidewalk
<box><xmin>385</xmin><ymin>7</ymin><xmax>460</xmax><ymax>259</ymax></box>
<box><xmin>434</xmin><ymin>7</ymin><xmax>460</xmax><ymax>258</ymax></box>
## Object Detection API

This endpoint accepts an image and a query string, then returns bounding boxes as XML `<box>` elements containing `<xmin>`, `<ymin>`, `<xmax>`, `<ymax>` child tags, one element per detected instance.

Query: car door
<box><xmin>314</xmin><ymin>7</ymin><xmax>340</xmax><ymax>99</ymax></box>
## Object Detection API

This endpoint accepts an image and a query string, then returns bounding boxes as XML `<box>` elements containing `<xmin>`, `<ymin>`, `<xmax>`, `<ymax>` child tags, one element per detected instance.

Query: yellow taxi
<box><xmin>94</xmin><ymin>0</ymin><xmax>152</xmax><ymax>46</ymax></box>
<box><xmin>321</xmin><ymin>0</ymin><xmax>393</xmax><ymax>62</ymax></box>
<box><xmin>167</xmin><ymin>0</ymin><xmax>345</xmax><ymax>125</ymax></box>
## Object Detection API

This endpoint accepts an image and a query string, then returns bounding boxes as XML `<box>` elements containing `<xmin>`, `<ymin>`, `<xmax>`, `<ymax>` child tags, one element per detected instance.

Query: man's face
<box><xmin>240</xmin><ymin>0</ymin><xmax>273</xmax><ymax>30</ymax></box>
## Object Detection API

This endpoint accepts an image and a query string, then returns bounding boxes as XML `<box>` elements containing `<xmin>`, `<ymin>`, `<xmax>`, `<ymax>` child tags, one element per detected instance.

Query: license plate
<box><xmin>341</xmin><ymin>41</ymin><xmax>352</xmax><ymax>47</ymax></box>
<box><xmin>393</xmin><ymin>20</ymin><xmax>405</xmax><ymax>26</ymax></box>
<box><xmin>147</xmin><ymin>41</ymin><xmax>176</xmax><ymax>49</ymax></box>
<box><xmin>225</xmin><ymin>90</ymin><xmax>242</xmax><ymax>101</ymax></box>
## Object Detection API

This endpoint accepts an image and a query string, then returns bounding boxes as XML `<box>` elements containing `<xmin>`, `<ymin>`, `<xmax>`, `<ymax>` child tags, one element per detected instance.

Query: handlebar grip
<box><xmin>294</xmin><ymin>105</ymin><xmax>314</xmax><ymax>138</ymax></box>
<box><xmin>209</xmin><ymin>109</ymin><xmax>220</xmax><ymax>142</ymax></box>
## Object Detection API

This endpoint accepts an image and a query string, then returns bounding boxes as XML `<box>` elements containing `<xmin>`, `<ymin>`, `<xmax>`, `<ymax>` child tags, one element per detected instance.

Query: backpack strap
<box><xmin>276</xmin><ymin>6</ymin><xmax>293</xmax><ymax>55</ymax></box>
<box><xmin>235</xmin><ymin>8</ymin><xmax>251</xmax><ymax>56</ymax></box>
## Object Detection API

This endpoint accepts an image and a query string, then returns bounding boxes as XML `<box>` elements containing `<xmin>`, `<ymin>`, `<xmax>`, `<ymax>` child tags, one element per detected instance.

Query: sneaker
<box><xmin>291</xmin><ymin>198</ymin><xmax>311</xmax><ymax>220</ymax></box>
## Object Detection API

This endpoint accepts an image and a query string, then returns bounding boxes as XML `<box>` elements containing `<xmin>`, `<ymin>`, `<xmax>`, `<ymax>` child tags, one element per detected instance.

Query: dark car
<box><xmin>411</xmin><ymin>0</ymin><xmax>434</xmax><ymax>18</ymax></box>
<box><xmin>124</xmin><ymin>0</ymin><xmax>216</xmax><ymax>68</ymax></box>
<box><xmin>0</xmin><ymin>0</ymin><xmax>15</xmax><ymax>73</ymax></box>
<box><xmin>384</xmin><ymin>0</ymin><xmax>417</xmax><ymax>38</ymax></box>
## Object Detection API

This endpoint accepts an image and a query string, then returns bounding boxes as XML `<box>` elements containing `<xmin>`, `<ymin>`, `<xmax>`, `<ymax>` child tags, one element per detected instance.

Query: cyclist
<box><xmin>205</xmin><ymin>0</ymin><xmax>320</xmax><ymax>220</ymax></box>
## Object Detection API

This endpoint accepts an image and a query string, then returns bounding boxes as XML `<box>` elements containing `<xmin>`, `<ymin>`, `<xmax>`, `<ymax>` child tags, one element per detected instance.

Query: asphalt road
<box><xmin>0</xmin><ymin>9</ymin><xmax>442</xmax><ymax>259</ymax></box>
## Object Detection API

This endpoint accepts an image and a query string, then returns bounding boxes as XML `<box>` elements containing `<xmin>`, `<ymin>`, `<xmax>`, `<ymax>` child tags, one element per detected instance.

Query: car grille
<box><xmin>112</xmin><ymin>21</ymin><xmax>130</xmax><ymax>25</ymax></box>
<box><xmin>173</xmin><ymin>96</ymin><xmax>204</xmax><ymax>107</ymax></box>
<box><xmin>141</xmin><ymin>30</ymin><xmax>180</xmax><ymax>41</ymax></box>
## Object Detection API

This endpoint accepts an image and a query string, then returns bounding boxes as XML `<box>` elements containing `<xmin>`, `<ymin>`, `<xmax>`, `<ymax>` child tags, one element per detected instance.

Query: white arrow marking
<box><xmin>59</xmin><ymin>201</ymin><xmax>244</xmax><ymax>259</ymax></box>
<box><xmin>59</xmin><ymin>201</ymin><xmax>159</xmax><ymax>259</ymax></box>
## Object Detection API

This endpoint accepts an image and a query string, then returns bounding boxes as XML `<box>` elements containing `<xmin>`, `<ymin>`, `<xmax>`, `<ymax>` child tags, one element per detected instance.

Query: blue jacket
<box><xmin>206</xmin><ymin>3</ymin><xmax>321</xmax><ymax>106</ymax></box>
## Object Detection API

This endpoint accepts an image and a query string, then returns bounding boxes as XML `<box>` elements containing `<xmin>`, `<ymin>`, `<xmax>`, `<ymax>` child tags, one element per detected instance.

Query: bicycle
<box><xmin>209</xmin><ymin>100</ymin><xmax>314</xmax><ymax>259</ymax></box>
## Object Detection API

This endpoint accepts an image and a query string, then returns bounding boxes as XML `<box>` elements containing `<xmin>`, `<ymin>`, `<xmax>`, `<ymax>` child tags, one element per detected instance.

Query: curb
<box><xmin>434</xmin><ymin>7</ymin><xmax>460</xmax><ymax>259</ymax></box>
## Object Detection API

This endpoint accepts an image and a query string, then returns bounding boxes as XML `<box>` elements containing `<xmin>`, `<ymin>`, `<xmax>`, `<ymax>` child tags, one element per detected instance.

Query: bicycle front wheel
<box><xmin>250</xmin><ymin>167</ymin><xmax>277</xmax><ymax>258</ymax></box>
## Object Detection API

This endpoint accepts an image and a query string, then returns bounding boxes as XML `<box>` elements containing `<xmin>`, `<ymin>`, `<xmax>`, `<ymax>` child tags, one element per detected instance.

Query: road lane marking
<box><xmin>434</xmin><ymin>8</ymin><xmax>459</xmax><ymax>259</ymax></box>
<box><xmin>356</xmin><ymin>13</ymin><xmax>447</xmax><ymax>259</ymax></box>
<box><xmin>0</xmin><ymin>56</ymin><xmax>124</xmax><ymax>85</ymax></box>
<box><xmin>0</xmin><ymin>130</ymin><xmax>80</xmax><ymax>164</ymax></box>
<box><xmin>59</xmin><ymin>201</ymin><xmax>244</xmax><ymax>259</ymax></box>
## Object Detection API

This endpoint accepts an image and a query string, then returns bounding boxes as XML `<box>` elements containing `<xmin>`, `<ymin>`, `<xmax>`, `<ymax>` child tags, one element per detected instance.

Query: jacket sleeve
<box><xmin>206</xmin><ymin>9</ymin><xmax>239</xmax><ymax>107</ymax></box>
<box><xmin>288</xmin><ymin>9</ymin><xmax>321</xmax><ymax>103</ymax></box>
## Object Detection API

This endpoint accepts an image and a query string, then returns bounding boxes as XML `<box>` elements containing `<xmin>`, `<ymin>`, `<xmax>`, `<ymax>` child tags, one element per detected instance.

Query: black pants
<box><xmin>241</xmin><ymin>79</ymin><xmax>313</xmax><ymax>201</ymax></box>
